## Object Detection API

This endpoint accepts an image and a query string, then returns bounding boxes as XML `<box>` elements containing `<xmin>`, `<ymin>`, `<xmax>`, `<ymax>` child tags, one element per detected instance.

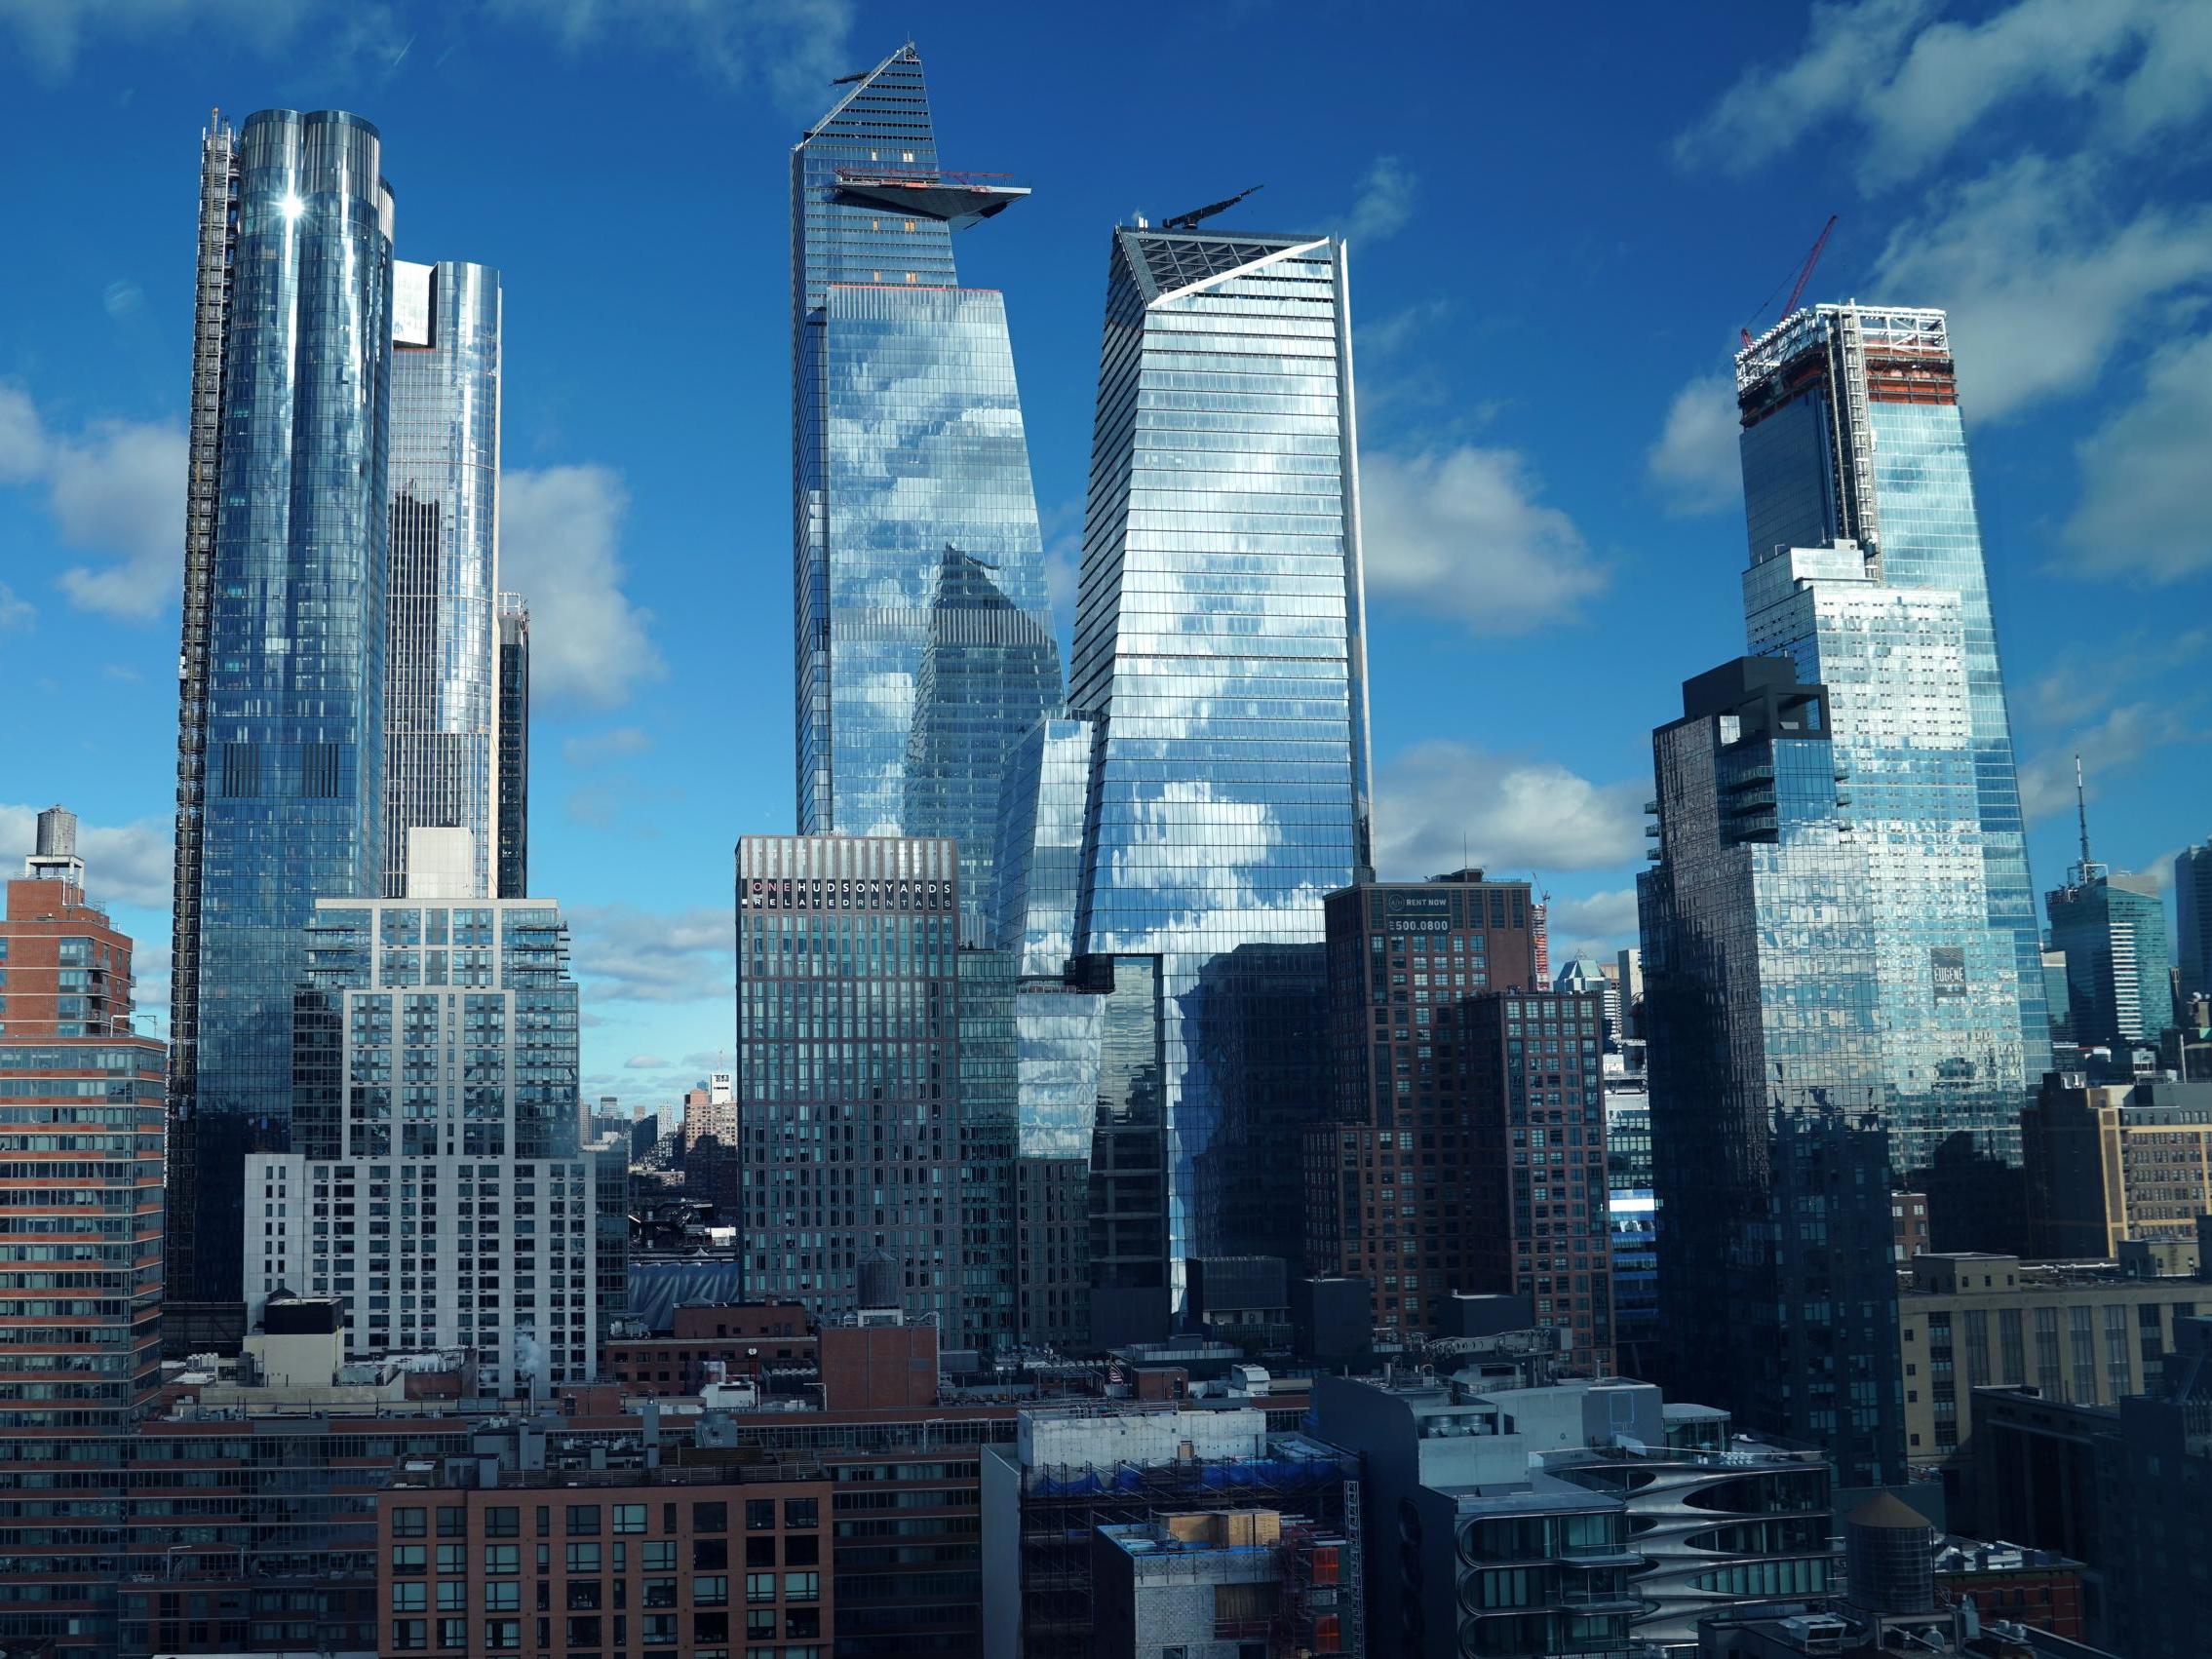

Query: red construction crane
<box><xmin>1740</xmin><ymin>213</ymin><xmax>1839</xmax><ymax>348</ymax></box>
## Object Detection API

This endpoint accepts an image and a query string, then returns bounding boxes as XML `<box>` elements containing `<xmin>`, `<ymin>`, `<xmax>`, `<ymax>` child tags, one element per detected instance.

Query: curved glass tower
<box><xmin>170</xmin><ymin>107</ymin><xmax>395</xmax><ymax>1304</ymax></box>
<box><xmin>384</xmin><ymin>259</ymin><xmax>502</xmax><ymax>901</ymax></box>
<box><xmin>1070</xmin><ymin>225</ymin><xmax>1373</xmax><ymax>1291</ymax></box>
<box><xmin>791</xmin><ymin>44</ymin><xmax>1059</xmax><ymax>931</ymax></box>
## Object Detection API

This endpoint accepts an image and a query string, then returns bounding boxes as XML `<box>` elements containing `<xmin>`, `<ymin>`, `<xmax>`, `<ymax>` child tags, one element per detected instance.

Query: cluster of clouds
<box><xmin>0</xmin><ymin>0</ymin><xmax>856</xmax><ymax>105</ymax></box>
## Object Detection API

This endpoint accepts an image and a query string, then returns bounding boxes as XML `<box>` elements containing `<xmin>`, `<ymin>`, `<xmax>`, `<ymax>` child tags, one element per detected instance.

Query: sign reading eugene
<box><xmin>1383</xmin><ymin>891</ymin><xmax>1453</xmax><ymax>935</ymax></box>
<box><xmin>1930</xmin><ymin>945</ymin><xmax>1967</xmax><ymax>1000</ymax></box>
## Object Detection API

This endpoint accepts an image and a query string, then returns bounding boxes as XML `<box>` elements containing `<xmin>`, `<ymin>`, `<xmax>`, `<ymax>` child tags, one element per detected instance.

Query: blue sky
<box><xmin>3</xmin><ymin>0</ymin><xmax>2210</xmax><ymax>1113</ymax></box>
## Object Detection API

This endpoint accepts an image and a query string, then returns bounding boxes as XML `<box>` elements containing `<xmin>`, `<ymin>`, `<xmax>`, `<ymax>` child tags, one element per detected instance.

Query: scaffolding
<box><xmin>1017</xmin><ymin>1439</ymin><xmax>1361</xmax><ymax>1658</ymax></box>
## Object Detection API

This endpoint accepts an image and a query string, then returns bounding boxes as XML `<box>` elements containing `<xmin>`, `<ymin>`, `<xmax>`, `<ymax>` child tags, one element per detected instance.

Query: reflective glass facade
<box><xmin>1737</xmin><ymin>305</ymin><xmax>2049</xmax><ymax>1087</ymax></box>
<box><xmin>172</xmin><ymin>107</ymin><xmax>396</xmax><ymax>1305</ymax></box>
<box><xmin>2048</xmin><ymin>867</ymin><xmax>2175</xmax><ymax>1047</ymax></box>
<box><xmin>1069</xmin><ymin>226</ymin><xmax>1372</xmax><ymax>1292</ymax></box>
<box><xmin>1639</xmin><ymin>658</ymin><xmax>1905</xmax><ymax>1487</ymax></box>
<box><xmin>383</xmin><ymin>259</ymin><xmax>501</xmax><ymax>901</ymax></box>
<box><xmin>1745</xmin><ymin>542</ymin><xmax>2030</xmax><ymax>1175</ymax></box>
<box><xmin>991</xmin><ymin>715</ymin><xmax>1097</xmax><ymax>978</ymax></box>
<box><xmin>792</xmin><ymin>45</ymin><xmax>1059</xmax><ymax>934</ymax></box>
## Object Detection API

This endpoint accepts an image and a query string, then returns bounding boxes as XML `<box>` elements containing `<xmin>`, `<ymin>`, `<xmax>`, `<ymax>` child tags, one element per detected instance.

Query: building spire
<box><xmin>2076</xmin><ymin>753</ymin><xmax>2092</xmax><ymax>870</ymax></box>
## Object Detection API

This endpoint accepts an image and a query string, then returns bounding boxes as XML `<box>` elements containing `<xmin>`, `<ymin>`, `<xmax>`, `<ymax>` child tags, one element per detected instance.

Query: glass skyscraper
<box><xmin>383</xmin><ymin>258</ymin><xmax>502</xmax><ymax>902</ymax></box>
<box><xmin>2177</xmin><ymin>840</ymin><xmax>2212</xmax><ymax>1004</ymax></box>
<box><xmin>1638</xmin><ymin>658</ymin><xmax>1905</xmax><ymax>1488</ymax></box>
<box><xmin>1736</xmin><ymin>304</ymin><xmax>2049</xmax><ymax>1086</ymax></box>
<box><xmin>2048</xmin><ymin>862</ymin><xmax>2175</xmax><ymax>1049</ymax></box>
<box><xmin>1068</xmin><ymin>224</ymin><xmax>1373</xmax><ymax>1294</ymax></box>
<box><xmin>1744</xmin><ymin>540</ymin><xmax>2031</xmax><ymax>1177</ymax></box>
<box><xmin>170</xmin><ymin>107</ymin><xmax>396</xmax><ymax>1306</ymax></box>
<box><xmin>791</xmin><ymin>44</ymin><xmax>1059</xmax><ymax>935</ymax></box>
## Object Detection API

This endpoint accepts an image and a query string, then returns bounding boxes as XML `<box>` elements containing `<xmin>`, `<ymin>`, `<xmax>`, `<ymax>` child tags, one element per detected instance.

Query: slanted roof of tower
<box><xmin>802</xmin><ymin>41</ymin><xmax>923</xmax><ymax>140</ymax></box>
<box><xmin>1115</xmin><ymin>227</ymin><xmax>1329</xmax><ymax>307</ymax></box>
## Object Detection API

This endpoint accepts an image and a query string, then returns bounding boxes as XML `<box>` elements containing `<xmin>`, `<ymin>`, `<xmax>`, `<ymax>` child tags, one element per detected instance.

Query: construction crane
<box><xmin>1739</xmin><ymin>212</ymin><xmax>1838</xmax><ymax>348</ymax></box>
<box><xmin>1163</xmin><ymin>184</ymin><xmax>1263</xmax><ymax>231</ymax></box>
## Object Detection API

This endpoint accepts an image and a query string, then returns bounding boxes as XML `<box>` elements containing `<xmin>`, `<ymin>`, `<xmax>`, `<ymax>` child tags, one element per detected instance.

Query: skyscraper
<box><xmin>244</xmin><ymin>891</ymin><xmax>593</xmax><ymax>1393</ymax></box>
<box><xmin>170</xmin><ymin>108</ymin><xmax>397</xmax><ymax>1307</ymax></box>
<box><xmin>790</xmin><ymin>44</ymin><xmax>1059</xmax><ymax>934</ymax></box>
<box><xmin>1744</xmin><ymin>539</ymin><xmax>2031</xmax><ymax>1180</ymax></box>
<box><xmin>1069</xmin><ymin>221</ymin><xmax>1372</xmax><ymax>1296</ymax></box>
<box><xmin>496</xmin><ymin>590</ymin><xmax>530</xmax><ymax>898</ymax></box>
<box><xmin>1303</xmin><ymin>871</ymin><xmax>1612</xmax><ymax>1364</ymax></box>
<box><xmin>1736</xmin><ymin>304</ymin><xmax>2049</xmax><ymax>1084</ymax></box>
<box><xmin>382</xmin><ymin>258</ymin><xmax>502</xmax><ymax>902</ymax></box>
<box><xmin>0</xmin><ymin>812</ymin><xmax>166</xmax><ymax>1656</ymax></box>
<box><xmin>736</xmin><ymin>836</ymin><xmax>967</xmax><ymax>1333</ymax></box>
<box><xmin>2048</xmin><ymin>790</ymin><xmax>2175</xmax><ymax>1050</ymax></box>
<box><xmin>2173</xmin><ymin>840</ymin><xmax>2212</xmax><ymax>1004</ymax></box>
<box><xmin>1639</xmin><ymin>658</ymin><xmax>1905</xmax><ymax>1488</ymax></box>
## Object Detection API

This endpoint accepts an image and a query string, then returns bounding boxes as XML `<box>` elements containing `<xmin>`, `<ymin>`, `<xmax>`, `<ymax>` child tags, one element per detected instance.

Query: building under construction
<box><xmin>981</xmin><ymin>1407</ymin><xmax>1361</xmax><ymax>1659</ymax></box>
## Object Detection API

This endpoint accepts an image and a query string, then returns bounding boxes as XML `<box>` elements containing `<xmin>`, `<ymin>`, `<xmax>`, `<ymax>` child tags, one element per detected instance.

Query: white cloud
<box><xmin>2017</xmin><ymin>701</ymin><xmax>2199</xmax><ymax>820</ymax></box>
<box><xmin>0</xmin><ymin>0</ymin><xmax>407</xmax><ymax>79</ymax></box>
<box><xmin>1674</xmin><ymin>0</ymin><xmax>1937</xmax><ymax>176</ymax></box>
<box><xmin>624</xmin><ymin>1053</ymin><xmax>671</xmax><ymax>1069</ymax></box>
<box><xmin>1869</xmin><ymin>155</ymin><xmax>2212</xmax><ymax>420</ymax></box>
<box><xmin>1359</xmin><ymin>445</ymin><xmax>1607</xmax><ymax>635</ymax></box>
<box><xmin>562</xmin><ymin>725</ymin><xmax>653</xmax><ymax>768</ymax></box>
<box><xmin>500</xmin><ymin>465</ymin><xmax>666</xmax><ymax>708</ymax></box>
<box><xmin>567</xmin><ymin>903</ymin><xmax>733</xmax><ymax>1006</ymax></box>
<box><xmin>1548</xmin><ymin>888</ymin><xmax>1643</xmax><ymax>956</ymax></box>
<box><xmin>2063</xmin><ymin>330</ymin><xmax>2212</xmax><ymax>580</ymax></box>
<box><xmin>1344</xmin><ymin>156</ymin><xmax>1416</xmax><ymax>246</ymax></box>
<box><xmin>1647</xmin><ymin>370</ymin><xmax>1741</xmax><ymax>516</ymax></box>
<box><xmin>0</xmin><ymin>583</ymin><xmax>31</xmax><ymax>630</ymax></box>
<box><xmin>0</xmin><ymin>383</ymin><xmax>185</xmax><ymax>620</ymax></box>
<box><xmin>1357</xmin><ymin>298</ymin><xmax>1452</xmax><ymax>361</ymax></box>
<box><xmin>485</xmin><ymin>0</ymin><xmax>853</xmax><ymax>109</ymax></box>
<box><xmin>1374</xmin><ymin>741</ymin><xmax>1646</xmax><ymax>881</ymax></box>
<box><xmin>2029</xmin><ymin>627</ymin><xmax>2206</xmax><ymax>726</ymax></box>
<box><xmin>1675</xmin><ymin>0</ymin><xmax>2212</xmax><ymax>189</ymax></box>
<box><xmin>0</xmin><ymin>803</ymin><xmax>173</xmax><ymax>908</ymax></box>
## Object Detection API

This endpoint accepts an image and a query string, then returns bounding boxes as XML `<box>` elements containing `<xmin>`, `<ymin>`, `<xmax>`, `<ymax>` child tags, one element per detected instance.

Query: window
<box><xmin>438</xmin><ymin>1506</ymin><xmax>466</xmax><ymax>1537</ymax></box>
<box><xmin>695</xmin><ymin>1574</ymin><xmax>729</xmax><ymax>1607</ymax></box>
<box><xmin>614</xmin><ymin>1503</ymin><xmax>647</xmax><ymax>1534</ymax></box>
<box><xmin>437</xmin><ymin>1617</ymin><xmax>465</xmax><ymax>1649</ymax></box>
<box><xmin>483</xmin><ymin>1545</ymin><xmax>519</xmax><ymax>1575</ymax></box>
<box><xmin>643</xmin><ymin>1577</ymin><xmax>678</xmax><ymax>1608</ymax></box>
<box><xmin>393</xmin><ymin>1583</ymin><xmax>427</xmax><ymax>1612</ymax></box>
<box><xmin>391</xmin><ymin>1619</ymin><xmax>427</xmax><ymax>1650</ymax></box>
<box><xmin>566</xmin><ymin>1580</ymin><xmax>602</xmax><ymax>1609</ymax></box>
<box><xmin>438</xmin><ymin>1582</ymin><xmax>466</xmax><ymax>1612</ymax></box>
<box><xmin>695</xmin><ymin>1538</ymin><xmax>728</xmax><ymax>1571</ymax></box>
<box><xmin>784</xmin><ymin>1571</ymin><xmax>820</xmax><ymax>1601</ymax></box>
<box><xmin>784</xmin><ymin>1498</ymin><xmax>818</xmax><ymax>1529</ymax></box>
<box><xmin>483</xmin><ymin>1619</ymin><xmax>520</xmax><ymax>1649</ymax></box>
<box><xmin>745</xmin><ymin>1499</ymin><xmax>776</xmax><ymax>1531</ymax></box>
<box><xmin>565</xmin><ymin>1616</ymin><xmax>602</xmax><ymax>1647</ymax></box>
<box><xmin>747</xmin><ymin>1572</ymin><xmax>778</xmax><ymax>1603</ymax></box>
<box><xmin>643</xmin><ymin>1541</ymin><xmax>676</xmax><ymax>1572</ymax></box>
<box><xmin>393</xmin><ymin>1507</ymin><xmax>428</xmax><ymax>1538</ymax></box>
<box><xmin>392</xmin><ymin>1545</ymin><xmax>427</xmax><ymax>1573</ymax></box>
<box><xmin>566</xmin><ymin>1543</ymin><xmax>602</xmax><ymax>1574</ymax></box>
<box><xmin>567</xmin><ymin>1505</ymin><xmax>601</xmax><ymax>1536</ymax></box>
<box><xmin>485</xmin><ymin>1583</ymin><xmax>521</xmax><ymax>1613</ymax></box>
<box><xmin>485</xmin><ymin>1507</ymin><xmax>520</xmax><ymax>1538</ymax></box>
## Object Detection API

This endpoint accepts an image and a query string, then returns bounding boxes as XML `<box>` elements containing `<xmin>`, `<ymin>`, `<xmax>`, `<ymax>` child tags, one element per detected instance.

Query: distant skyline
<box><xmin>3</xmin><ymin>0</ymin><xmax>2210</xmax><ymax>1116</ymax></box>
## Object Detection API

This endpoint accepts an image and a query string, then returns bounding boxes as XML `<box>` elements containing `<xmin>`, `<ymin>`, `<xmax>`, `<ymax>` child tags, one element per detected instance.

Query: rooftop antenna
<box><xmin>2076</xmin><ymin>754</ymin><xmax>2091</xmax><ymax>869</ymax></box>
<box><xmin>1163</xmin><ymin>184</ymin><xmax>1264</xmax><ymax>232</ymax></box>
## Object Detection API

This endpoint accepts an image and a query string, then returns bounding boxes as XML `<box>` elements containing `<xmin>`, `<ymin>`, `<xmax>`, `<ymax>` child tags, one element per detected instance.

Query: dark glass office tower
<box><xmin>791</xmin><ymin>44</ymin><xmax>1059</xmax><ymax>934</ymax></box>
<box><xmin>383</xmin><ymin>258</ymin><xmax>501</xmax><ymax>900</ymax></box>
<box><xmin>169</xmin><ymin>107</ymin><xmax>396</xmax><ymax>1306</ymax></box>
<box><xmin>496</xmin><ymin>591</ymin><xmax>529</xmax><ymax>898</ymax></box>
<box><xmin>1069</xmin><ymin>223</ymin><xmax>1372</xmax><ymax>1298</ymax></box>
<box><xmin>2176</xmin><ymin>840</ymin><xmax>2212</xmax><ymax>1004</ymax></box>
<box><xmin>1736</xmin><ymin>305</ymin><xmax>2049</xmax><ymax>1086</ymax></box>
<box><xmin>736</xmin><ymin>836</ymin><xmax>968</xmax><ymax>1335</ymax></box>
<box><xmin>1639</xmin><ymin>658</ymin><xmax>1905</xmax><ymax>1488</ymax></box>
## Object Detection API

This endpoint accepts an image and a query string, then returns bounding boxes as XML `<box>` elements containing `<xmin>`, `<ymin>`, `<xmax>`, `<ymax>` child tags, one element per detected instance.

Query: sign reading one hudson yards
<box><xmin>790</xmin><ymin>44</ymin><xmax>1060</xmax><ymax>940</ymax></box>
